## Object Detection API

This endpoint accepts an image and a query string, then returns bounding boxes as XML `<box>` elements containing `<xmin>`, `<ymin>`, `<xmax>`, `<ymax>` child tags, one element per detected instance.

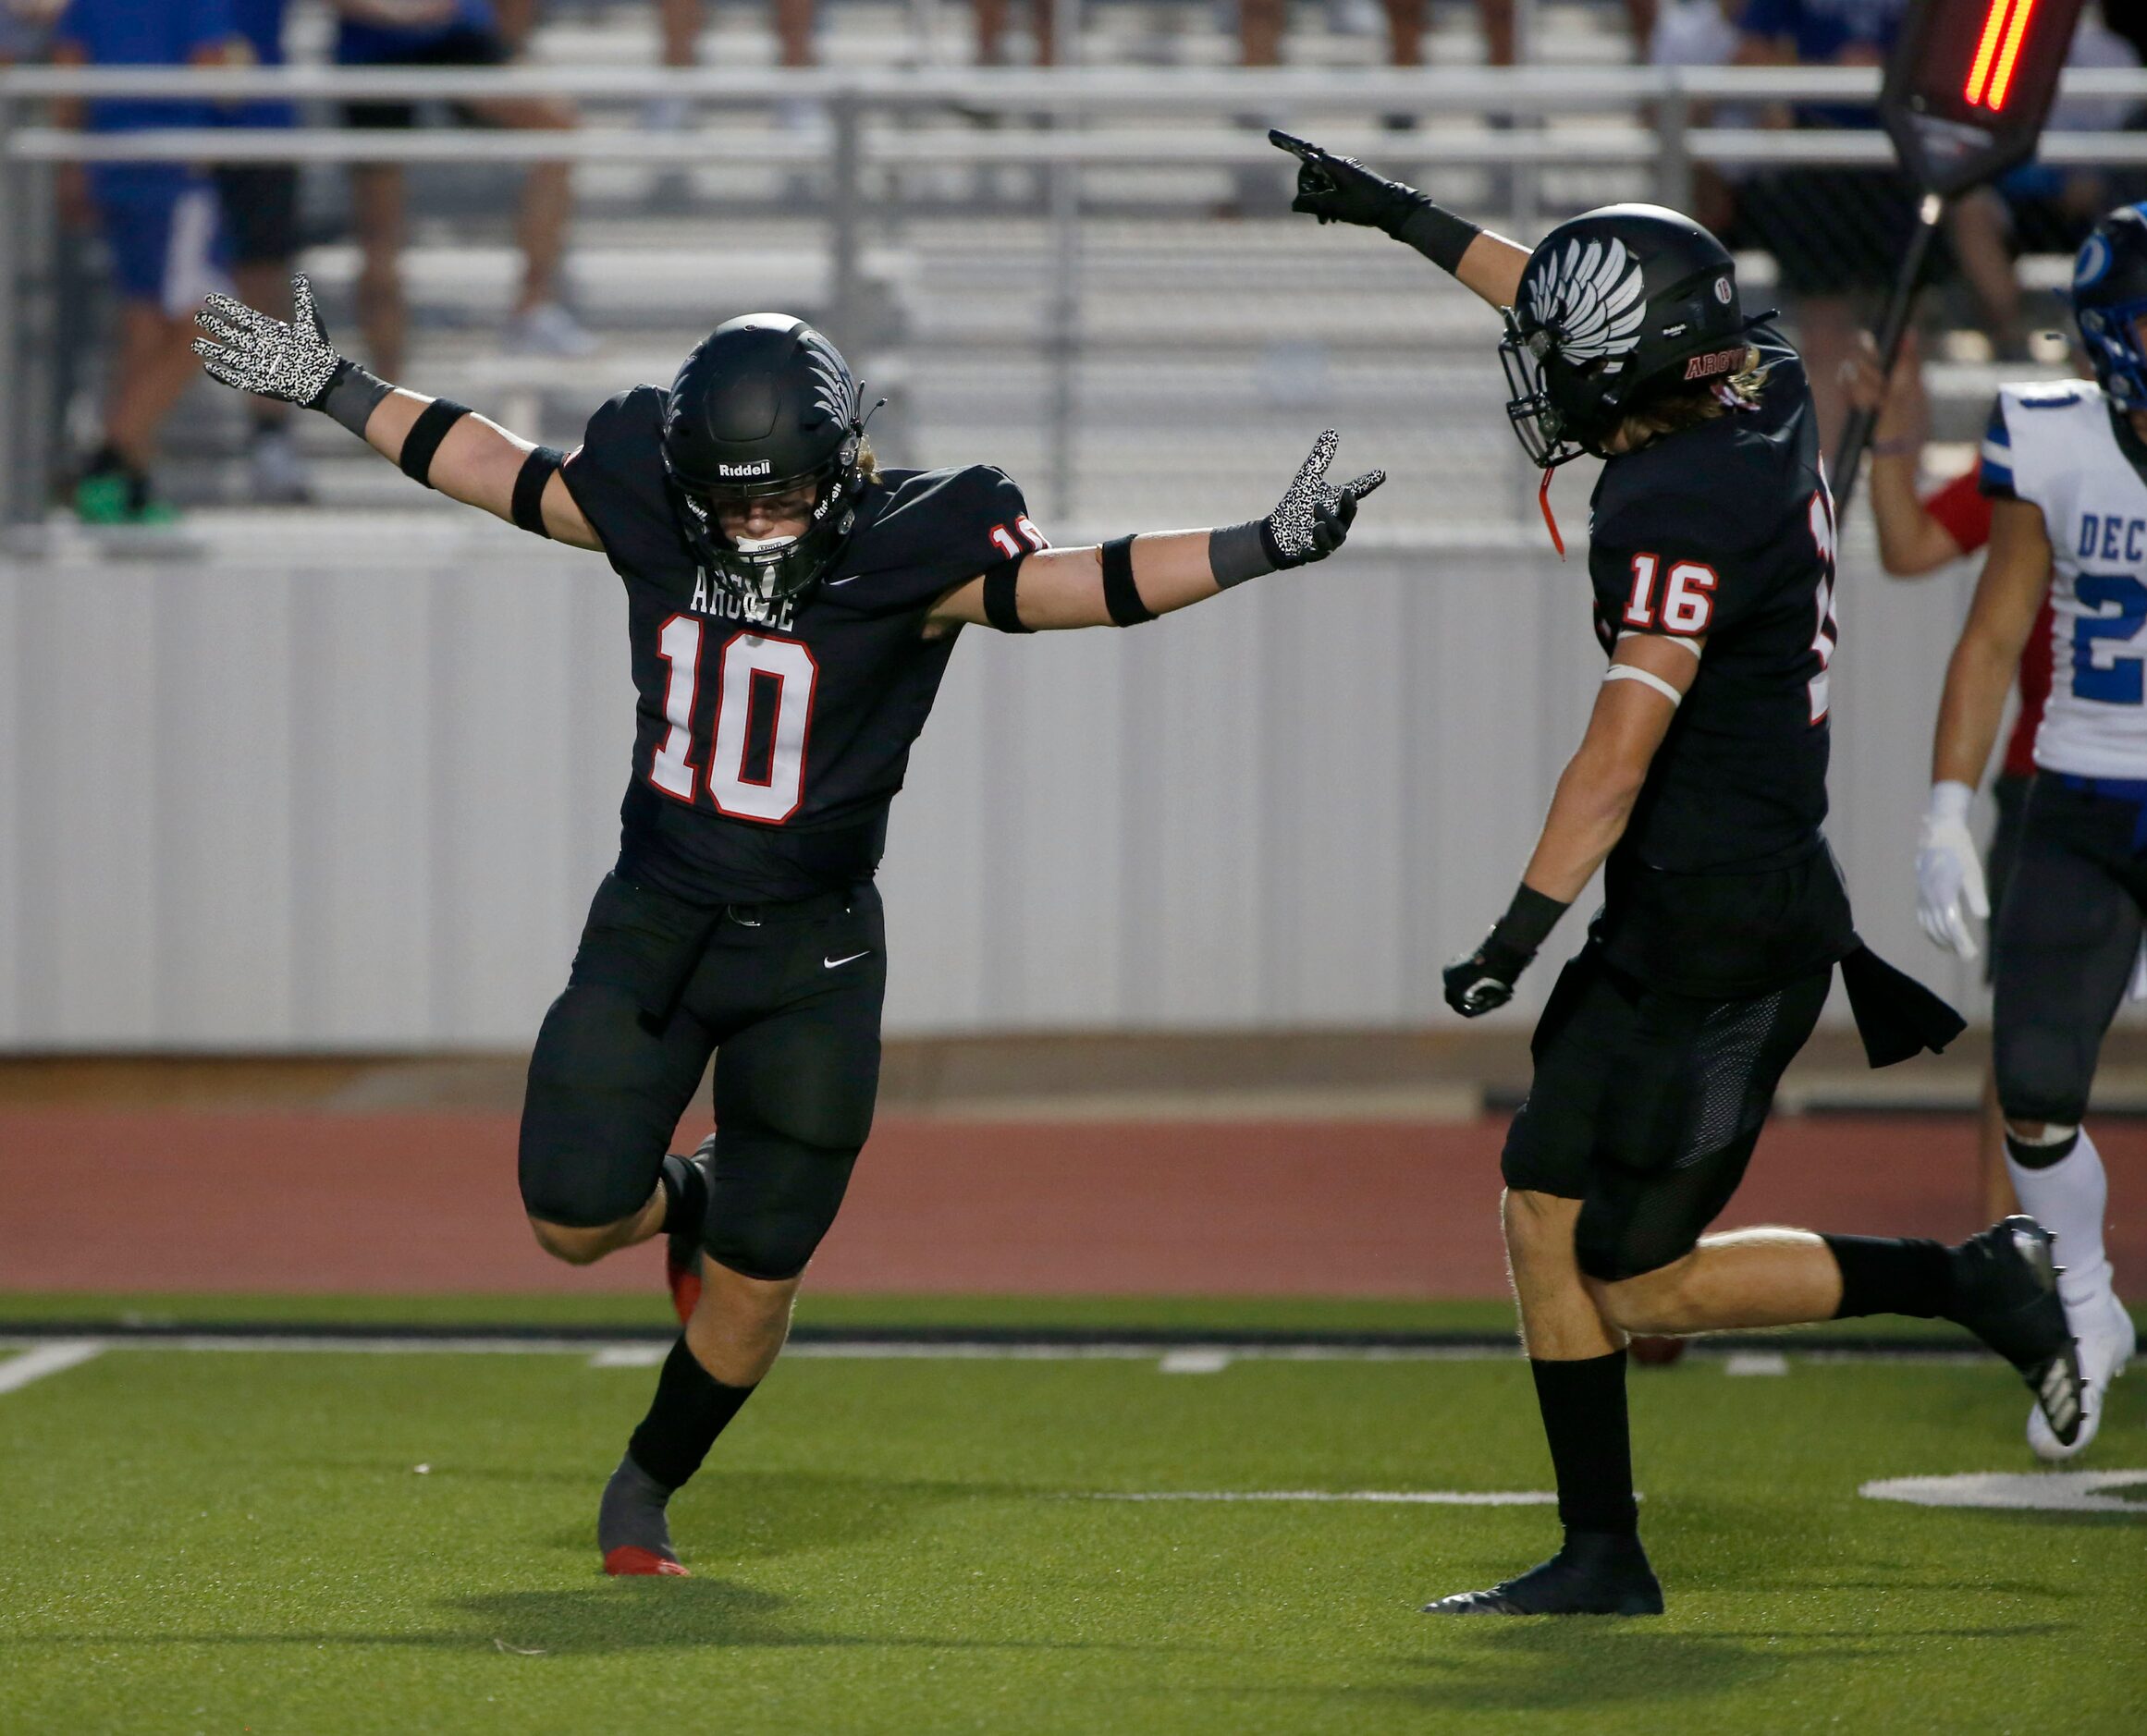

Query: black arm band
<box><xmin>316</xmin><ymin>359</ymin><xmax>393</xmax><ymax>439</ymax></box>
<box><xmin>1392</xmin><ymin>202</ymin><xmax>1484</xmax><ymax>276</ymax></box>
<box><xmin>397</xmin><ymin>397</ymin><xmax>473</xmax><ymax>487</ymax></box>
<box><xmin>511</xmin><ymin>445</ymin><xmax>566</xmax><ymax>538</ymax></box>
<box><xmin>1100</xmin><ymin>534</ymin><xmax>1157</xmax><ymax>626</ymax></box>
<box><xmin>981</xmin><ymin>556</ymin><xmax>1031</xmax><ymax>633</ymax></box>
<box><xmin>1488</xmin><ymin>884</ymin><xmax>1570</xmax><ymax>960</ymax></box>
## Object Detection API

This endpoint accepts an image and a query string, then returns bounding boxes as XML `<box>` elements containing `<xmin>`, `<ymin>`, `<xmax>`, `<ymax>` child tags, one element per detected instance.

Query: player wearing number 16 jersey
<box><xmin>192</xmin><ymin>283</ymin><xmax>1385</xmax><ymax>1577</ymax></box>
<box><xmin>1277</xmin><ymin>132</ymin><xmax>2081</xmax><ymax>1618</ymax></box>
<box><xmin>1920</xmin><ymin>204</ymin><xmax>2147</xmax><ymax>1461</ymax></box>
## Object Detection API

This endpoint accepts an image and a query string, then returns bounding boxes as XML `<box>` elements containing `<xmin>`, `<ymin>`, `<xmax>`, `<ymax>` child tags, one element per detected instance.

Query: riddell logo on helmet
<box><xmin>1684</xmin><ymin>348</ymin><xmax>1744</xmax><ymax>382</ymax></box>
<box><xmin>718</xmin><ymin>460</ymin><xmax>773</xmax><ymax>478</ymax></box>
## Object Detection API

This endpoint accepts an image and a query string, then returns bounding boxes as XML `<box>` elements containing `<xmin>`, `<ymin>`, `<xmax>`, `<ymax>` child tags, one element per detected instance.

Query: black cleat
<box><xmin>1946</xmin><ymin>1216</ymin><xmax>2084</xmax><ymax>1448</ymax></box>
<box><xmin>1424</xmin><ymin>1531</ymin><xmax>1663</xmax><ymax>1617</ymax></box>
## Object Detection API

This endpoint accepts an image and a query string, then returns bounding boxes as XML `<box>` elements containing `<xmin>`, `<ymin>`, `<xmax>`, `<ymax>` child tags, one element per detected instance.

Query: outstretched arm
<box><xmin>926</xmin><ymin>431</ymin><xmax>1384</xmax><ymax>632</ymax></box>
<box><xmin>194</xmin><ymin>275</ymin><xmax>603</xmax><ymax>550</ymax></box>
<box><xmin>1270</xmin><ymin>130</ymin><xmax>1529</xmax><ymax>311</ymax></box>
<box><xmin>1442</xmin><ymin>633</ymin><xmax>1699</xmax><ymax>1016</ymax></box>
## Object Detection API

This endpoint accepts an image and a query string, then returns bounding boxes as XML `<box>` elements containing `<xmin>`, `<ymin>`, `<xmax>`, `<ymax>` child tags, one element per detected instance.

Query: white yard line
<box><xmin>1087</xmin><ymin>1490</ymin><xmax>1558</xmax><ymax>1505</ymax></box>
<box><xmin>0</xmin><ymin>1339</ymin><xmax>105</xmax><ymax>1394</ymax></box>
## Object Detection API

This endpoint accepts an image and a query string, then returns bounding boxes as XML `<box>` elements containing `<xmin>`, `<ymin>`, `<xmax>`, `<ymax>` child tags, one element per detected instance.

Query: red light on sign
<box><xmin>1965</xmin><ymin>0</ymin><xmax>2040</xmax><ymax>111</ymax></box>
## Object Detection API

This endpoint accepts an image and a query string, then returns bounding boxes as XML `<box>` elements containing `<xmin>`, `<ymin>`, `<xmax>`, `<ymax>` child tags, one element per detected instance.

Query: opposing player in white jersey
<box><xmin>1922</xmin><ymin>203</ymin><xmax>2147</xmax><ymax>1458</ymax></box>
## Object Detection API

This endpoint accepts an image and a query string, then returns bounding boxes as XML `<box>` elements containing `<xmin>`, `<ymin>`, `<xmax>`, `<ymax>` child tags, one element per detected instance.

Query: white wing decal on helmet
<box><xmin>1524</xmin><ymin>237</ymin><xmax>1648</xmax><ymax>361</ymax></box>
<box><xmin>800</xmin><ymin>332</ymin><xmax>856</xmax><ymax>426</ymax></box>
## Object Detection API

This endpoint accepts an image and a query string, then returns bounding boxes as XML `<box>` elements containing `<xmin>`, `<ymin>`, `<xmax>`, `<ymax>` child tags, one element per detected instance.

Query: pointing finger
<box><xmin>1269</xmin><ymin>128</ymin><xmax>1323</xmax><ymax>163</ymax></box>
<box><xmin>1342</xmin><ymin>469</ymin><xmax>1385</xmax><ymax>501</ymax></box>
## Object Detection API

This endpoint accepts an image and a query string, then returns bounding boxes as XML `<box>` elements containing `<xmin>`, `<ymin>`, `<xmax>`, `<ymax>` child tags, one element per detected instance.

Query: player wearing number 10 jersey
<box><xmin>1920</xmin><ymin>204</ymin><xmax>2147</xmax><ymax>1461</ymax></box>
<box><xmin>1277</xmin><ymin>133</ymin><xmax>2081</xmax><ymax>1618</ymax></box>
<box><xmin>192</xmin><ymin>285</ymin><xmax>1384</xmax><ymax>1577</ymax></box>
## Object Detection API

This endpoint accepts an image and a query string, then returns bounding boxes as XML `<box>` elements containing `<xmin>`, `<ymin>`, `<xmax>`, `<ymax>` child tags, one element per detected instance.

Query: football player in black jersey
<box><xmin>194</xmin><ymin>283</ymin><xmax>1383</xmax><ymax>1577</ymax></box>
<box><xmin>1277</xmin><ymin>132</ymin><xmax>2083</xmax><ymax>1617</ymax></box>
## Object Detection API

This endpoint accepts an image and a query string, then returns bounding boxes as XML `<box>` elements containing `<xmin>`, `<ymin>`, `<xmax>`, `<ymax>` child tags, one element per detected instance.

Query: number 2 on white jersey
<box><xmin>649</xmin><ymin>617</ymin><xmax>818</xmax><ymax>822</ymax></box>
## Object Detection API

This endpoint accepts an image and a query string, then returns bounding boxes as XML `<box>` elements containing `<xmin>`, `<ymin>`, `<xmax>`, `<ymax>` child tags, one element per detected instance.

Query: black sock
<box><xmin>658</xmin><ymin>1152</ymin><xmax>709</xmax><ymax>1240</ymax></box>
<box><xmin>1822</xmin><ymin>1234</ymin><xmax>1952</xmax><ymax>1319</ymax></box>
<box><xmin>625</xmin><ymin>1337</ymin><xmax>755</xmax><ymax>1492</ymax></box>
<box><xmin>1529</xmin><ymin>1351</ymin><xmax>1638</xmax><ymax>1537</ymax></box>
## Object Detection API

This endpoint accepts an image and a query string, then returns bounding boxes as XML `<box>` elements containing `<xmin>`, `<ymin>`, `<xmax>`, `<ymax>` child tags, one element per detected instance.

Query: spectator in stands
<box><xmin>1734</xmin><ymin>0</ymin><xmax>1908</xmax><ymax>460</ymax></box>
<box><xmin>0</xmin><ymin>0</ymin><xmax>61</xmax><ymax>66</ymax></box>
<box><xmin>1386</xmin><ymin>3</ymin><xmax>1659</xmax><ymax>70</ymax></box>
<box><xmin>215</xmin><ymin>0</ymin><xmax>310</xmax><ymax>501</ymax></box>
<box><xmin>1650</xmin><ymin>0</ymin><xmax>1745</xmax><ymax>237</ymax></box>
<box><xmin>975</xmin><ymin>0</ymin><xmax>1053</xmax><ymax>67</ymax></box>
<box><xmin>52</xmin><ymin>0</ymin><xmax>248</xmax><ymax>524</ymax></box>
<box><xmin>648</xmin><ymin>0</ymin><xmax>816</xmax><ymax>125</ymax></box>
<box><xmin>334</xmin><ymin>1</ymin><xmax>593</xmax><ymax>378</ymax></box>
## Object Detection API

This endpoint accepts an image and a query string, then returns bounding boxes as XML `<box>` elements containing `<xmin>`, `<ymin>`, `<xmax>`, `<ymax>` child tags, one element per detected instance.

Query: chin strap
<box><xmin>1537</xmin><ymin>468</ymin><xmax>1565</xmax><ymax>559</ymax></box>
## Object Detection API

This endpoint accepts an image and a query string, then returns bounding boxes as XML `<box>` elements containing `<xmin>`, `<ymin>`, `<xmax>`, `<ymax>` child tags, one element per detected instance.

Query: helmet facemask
<box><xmin>2078</xmin><ymin>300</ymin><xmax>2147</xmax><ymax>413</ymax></box>
<box><xmin>1500</xmin><ymin>308</ymin><xmax>1616</xmax><ymax>469</ymax></box>
<box><xmin>669</xmin><ymin>427</ymin><xmax>864</xmax><ymax>611</ymax></box>
<box><xmin>2069</xmin><ymin>209</ymin><xmax>2147</xmax><ymax>415</ymax></box>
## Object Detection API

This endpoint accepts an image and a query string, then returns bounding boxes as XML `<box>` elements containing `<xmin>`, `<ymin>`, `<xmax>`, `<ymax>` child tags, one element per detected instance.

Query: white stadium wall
<box><xmin>0</xmin><ymin>522</ymin><xmax>1992</xmax><ymax>1048</ymax></box>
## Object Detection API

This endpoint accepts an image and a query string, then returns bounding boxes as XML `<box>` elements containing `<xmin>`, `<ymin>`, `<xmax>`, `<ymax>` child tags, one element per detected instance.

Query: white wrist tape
<box><xmin>1603</xmin><ymin>664</ymin><xmax>1683</xmax><ymax>706</ymax></box>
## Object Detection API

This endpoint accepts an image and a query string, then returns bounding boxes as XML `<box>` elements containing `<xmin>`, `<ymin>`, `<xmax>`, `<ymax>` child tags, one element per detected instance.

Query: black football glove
<box><xmin>1442</xmin><ymin>931</ymin><xmax>1533</xmax><ymax>1019</ymax></box>
<box><xmin>1261</xmin><ymin>430</ymin><xmax>1385</xmax><ymax>568</ymax></box>
<box><xmin>1270</xmin><ymin>129</ymin><xmax>1425</xmax><ymax>234</ymax></box>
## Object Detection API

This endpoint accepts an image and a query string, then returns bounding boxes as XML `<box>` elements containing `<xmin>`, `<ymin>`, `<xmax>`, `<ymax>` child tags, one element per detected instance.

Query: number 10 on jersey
<box><xmin>649</xmin><ymin>617</ymin><xmax>818</xmax><ymax>823</ymax></box>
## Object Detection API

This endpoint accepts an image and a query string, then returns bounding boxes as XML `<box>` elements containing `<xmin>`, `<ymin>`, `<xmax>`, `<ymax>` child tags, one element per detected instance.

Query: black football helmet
<box><xmin>662</xmin><ymin>313</ymin><xmax>867</xmax><ymax>605</ymax></box>
<box><xmin>2072</xmin><ymin>203</ymin><xmax>2147</xmax><ymax>413</ymax></box>
<box><xmin>1500</xmin><ymin>203</ymin><xmax>1750</xmax><ymax>467</ymax></box>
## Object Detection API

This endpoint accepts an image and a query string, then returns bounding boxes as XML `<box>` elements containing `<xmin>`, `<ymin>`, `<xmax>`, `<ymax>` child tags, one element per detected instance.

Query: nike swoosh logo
<box><xmin>824</xmin><ymin>950</ymin><xmax>872</xmax><ymax>970</ymax></box>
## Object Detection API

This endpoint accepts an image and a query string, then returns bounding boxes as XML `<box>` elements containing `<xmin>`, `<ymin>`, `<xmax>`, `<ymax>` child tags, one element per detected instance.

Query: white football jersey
<box><xmin>1985</xmin><ymin>379</ymin><xmax>2147</xmax><ymax>778</ymax></box>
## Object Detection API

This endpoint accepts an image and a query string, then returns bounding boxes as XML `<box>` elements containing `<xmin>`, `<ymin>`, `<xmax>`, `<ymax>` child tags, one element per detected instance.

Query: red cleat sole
<box><xmin>666</xmin><ymin>1253</ymin><xmax>702</xmax><ymax>1329</ymax></box>
<box><xmin>605</xmin><ymin>1546</ymin><xmax>690</xmax><ymax>1578</ymax></box>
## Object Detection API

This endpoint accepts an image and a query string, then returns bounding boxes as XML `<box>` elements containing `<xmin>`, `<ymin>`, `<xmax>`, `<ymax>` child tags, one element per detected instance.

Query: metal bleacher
<box><xmin>11</xmin><ymin>2</ymin><xmax>2139</xmax><ymax>543</ymax></box>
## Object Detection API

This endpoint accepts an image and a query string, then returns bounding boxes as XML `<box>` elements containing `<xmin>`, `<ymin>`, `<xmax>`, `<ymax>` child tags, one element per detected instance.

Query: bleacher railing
<box><xmin>4</xmin><ymin>64</ymin><xmax>2146</xmax><ymax>527</ymax></box>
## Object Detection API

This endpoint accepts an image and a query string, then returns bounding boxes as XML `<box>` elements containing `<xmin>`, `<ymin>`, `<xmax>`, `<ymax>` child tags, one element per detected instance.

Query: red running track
<box><xmin>2</xmin><ymin>1110</ymin><xmax>2141</xmax><ymax>1296</ymax></box>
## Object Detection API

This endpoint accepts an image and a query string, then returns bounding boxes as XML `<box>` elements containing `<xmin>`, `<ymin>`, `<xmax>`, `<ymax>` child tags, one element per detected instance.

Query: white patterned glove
<box><xmin>193</xmin><ymin>275</ymin><xmax>350</xmax><ymax>410</ymax></box>
<box><xmin>1211</xmin><ymin>431</ymin><xmax>1385</xmax><ymax>587</ymax></box>
<box><xmin>1916</xmin><ymin>780</ymin><xmax>1989</xmax><ymax>960</ymax></box>
<box><xmin>1261</xmin><ymin>430</ymin><xmax>1385</xmax><ymax>566</ymax></box>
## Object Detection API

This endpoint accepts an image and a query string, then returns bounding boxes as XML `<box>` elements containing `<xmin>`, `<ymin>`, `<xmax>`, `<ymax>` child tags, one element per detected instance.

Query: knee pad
<box><xmin>1994</xmin><ymin>1010</ymin><xmax>2098</xmax><ymax>1130</ymax></box>
<box><xmin>2004</xmin><ymin>1122</ymin><xmax>2080</xmax><ymax>1170</ymax></box>
<box><xmin>703</xmin><ymin>1128</ymin><xmax>859</xmax><ymax>1281</ymax></box>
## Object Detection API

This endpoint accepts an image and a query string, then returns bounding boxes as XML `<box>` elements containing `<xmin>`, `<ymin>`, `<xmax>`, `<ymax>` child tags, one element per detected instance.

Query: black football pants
<box><xmin>518</xmin><ymin>874</ymin><xmax>885</xmax><ymax>1280</ymax></box>
<box><xmin>1991</xmin><ymin>776</ymin><xmax>2147</xmax><ymax>1129</ymax></box>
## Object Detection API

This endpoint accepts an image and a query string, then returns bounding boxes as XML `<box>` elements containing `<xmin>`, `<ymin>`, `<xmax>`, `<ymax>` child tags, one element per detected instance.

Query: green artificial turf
<box><xmin>2</xmin><ymin>1332</ymin><xmax>2141</xmax><ymax>1733</ymax></box>
<box><xmin>0</xmin><ymin>1288</ymin><xmax>2013</xmax><ymax>1341</ymax></box>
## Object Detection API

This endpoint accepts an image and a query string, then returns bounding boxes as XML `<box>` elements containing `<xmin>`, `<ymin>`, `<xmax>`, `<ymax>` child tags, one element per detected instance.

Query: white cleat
<box><xmin>2027</xmin><ymin>1290</ymin><xmax>2136</xmax><ymax>1461</ymax></box>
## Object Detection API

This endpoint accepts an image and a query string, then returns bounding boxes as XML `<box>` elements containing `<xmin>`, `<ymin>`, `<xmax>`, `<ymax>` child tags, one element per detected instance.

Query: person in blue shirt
<box><xmin>214</xmin><ymin>0</ymin><xmax>310</xmax><ymax>501</ymax></box>
<box><xmin>52</xmin><ymin>0</ymin><xmax>249</xmax><ymax>522</ymax></box>
<box><xmin>333</xmin><ymin>1</ymin><xmax>591</xmax><ymax>378</ymax></box>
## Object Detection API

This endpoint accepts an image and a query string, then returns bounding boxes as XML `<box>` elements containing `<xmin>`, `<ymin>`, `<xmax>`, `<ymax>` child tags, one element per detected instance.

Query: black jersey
<box><xmin>562</xmin><ymin>385</ymin><xmax>1039</xmax><ymax>906</ymax></box>
<box><xmin>1581</xmin><ymin>328</ymin><xmax>1855</xmax><ymax>996</ymax></box>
